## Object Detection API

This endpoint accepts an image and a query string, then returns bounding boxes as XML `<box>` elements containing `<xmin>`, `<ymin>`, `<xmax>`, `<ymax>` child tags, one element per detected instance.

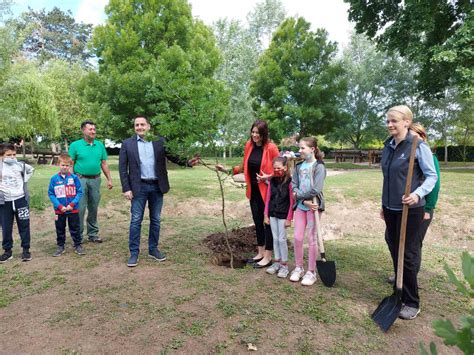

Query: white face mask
<box><xmin>3</xmin><ymin>158</ymin><xmax>17</xmax><ymax>165</ymax></box>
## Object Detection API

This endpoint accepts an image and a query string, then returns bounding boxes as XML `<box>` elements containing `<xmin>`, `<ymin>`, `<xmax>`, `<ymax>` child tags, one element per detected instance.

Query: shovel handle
<box><xmin>313</xmin><ymin>198</ymin><xmax>325</xmax><ymax>258</ymax></box>
<box><xmin>396</xmin><ymin>136</ymin><xmax>418</xmax><ymax>290</ymax></box>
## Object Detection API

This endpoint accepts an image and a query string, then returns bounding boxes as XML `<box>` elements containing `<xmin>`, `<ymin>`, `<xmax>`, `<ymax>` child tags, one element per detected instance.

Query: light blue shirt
<box><xmin>137</xmin><ymin>136</ymin><xmax>156</xmax><ymax>180</ymax></box>
<box><xmin>389</xmin><ymin>138</ymin><xmax>437</xmax><ymax>200</ymax></box>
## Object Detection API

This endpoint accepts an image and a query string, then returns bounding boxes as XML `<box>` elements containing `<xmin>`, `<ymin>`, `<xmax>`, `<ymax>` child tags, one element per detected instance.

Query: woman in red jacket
<box><xmin>218</xmin><ymin>120</ymin><xmax>279</xmax><ymax>267</ymax></box>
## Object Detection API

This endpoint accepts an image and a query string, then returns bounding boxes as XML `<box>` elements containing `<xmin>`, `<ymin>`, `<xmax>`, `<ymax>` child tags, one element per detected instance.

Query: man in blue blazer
<box><xmin>119</xmin><ymin>116</ymin><xmax>198</xmax><ymax>267</ymax></box>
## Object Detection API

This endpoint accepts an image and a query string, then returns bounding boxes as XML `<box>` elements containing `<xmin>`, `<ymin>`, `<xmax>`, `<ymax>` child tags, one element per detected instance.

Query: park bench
<box><xmin>367</xmin><ymin>149</ymin><xmax>383</xmax><ymax>165</ymax></box>
<box><xmin>332</xmin><ymin>149</ymin><xmax>365</xmax><ymax>163</ymax></box>
<box><xmin>33</xmin><ymin>149</ymin><xmax>61</xmax><ymax>165</ymax></box>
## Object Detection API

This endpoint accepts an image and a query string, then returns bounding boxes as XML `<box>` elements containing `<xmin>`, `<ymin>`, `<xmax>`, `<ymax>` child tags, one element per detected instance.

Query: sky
<box><xmin>11</xmin><ymin>0</ymin><xmax>354</xmax><ymax>47</ymax></box>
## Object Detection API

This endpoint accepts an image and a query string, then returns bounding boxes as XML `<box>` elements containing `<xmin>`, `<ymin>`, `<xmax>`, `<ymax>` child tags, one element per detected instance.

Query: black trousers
<box><xmin>0</xmin><ymin>197</ymin><xmax>31</xmax><ymax>251</ymax></box>
<box><xmin>420</xmin><ymin>210</ymin><xmax>433</xmax><ymax>242</ymax></box>
<box><xmin>249</xmin><ymin>184</ymin><xmax>273</xmax><ymax>250</ymax></box>
<box><xmin>383</xmin><ymin>206</ymin><xmax>424</xmax><ymax>308</ymax></box>
<box><xmin>55</xmin><ymin>213</ymin><xmax>81</xmax><ymax>247</ymax></box>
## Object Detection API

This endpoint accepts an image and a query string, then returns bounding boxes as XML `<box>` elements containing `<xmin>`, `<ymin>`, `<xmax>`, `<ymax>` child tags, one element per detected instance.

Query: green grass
<box><xmin>0</xmin><ymin>156</ymin><xmax>472</xmax><ymax>353</ymax></box>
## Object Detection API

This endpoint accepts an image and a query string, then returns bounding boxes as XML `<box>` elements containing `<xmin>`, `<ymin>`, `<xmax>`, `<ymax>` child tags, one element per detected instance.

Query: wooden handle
<box><xmin>313</xmin><ymin>198</ymin><xmax>325</xmax><ymax>259</ymax></box>
<box><xmin>396</xmin><ymin>136</ymin><xmax>418</xmax><ymax>290</ymax></box>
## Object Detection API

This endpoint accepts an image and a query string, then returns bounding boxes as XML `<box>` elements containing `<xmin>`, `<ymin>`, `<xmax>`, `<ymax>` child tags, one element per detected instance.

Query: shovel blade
<box><xmin>316</xmin><ymin>260</ymin><xmax>336</xmax><ymax>287</ymax></box>
<box><xmin>371</xmin><ymin>293</ymin><xmax>402</xmax><ymax>332</ymax></box>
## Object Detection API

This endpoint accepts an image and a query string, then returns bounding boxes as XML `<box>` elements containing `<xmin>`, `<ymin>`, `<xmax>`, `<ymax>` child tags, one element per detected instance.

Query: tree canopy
<box><xmin>329</xmin><ymin>33</ymin><xmax>422</xmax><ymax>148</ymax></box>
<box><xmin>88</xmin><ymin>0</ymin><xmax>227</xmax><ymax>150</ymax></box>
<box><xmin>9</xmin><ymin>7</ymin><xmax>93</xmax><ymax>66</ymax></box>
<box><xmin>0</xmin><ymin>60</ymin><xmax>59</xmax><ymax>140</ymax></box>
<box><xmin>344</xmin><ymin>0</ymin><xmax>473</xmax><ymax>98</ymax></box>
<box><xmin>251</xmin><ymin>17</ymin><xmax>346</xmax><ymax>140</ymax></box>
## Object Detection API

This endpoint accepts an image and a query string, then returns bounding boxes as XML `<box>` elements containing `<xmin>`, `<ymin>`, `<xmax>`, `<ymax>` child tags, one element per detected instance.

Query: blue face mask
<box><xmin>3</xmin><ymin>158</ymin><xmax>17</xmax><ymax>165</ymax></box>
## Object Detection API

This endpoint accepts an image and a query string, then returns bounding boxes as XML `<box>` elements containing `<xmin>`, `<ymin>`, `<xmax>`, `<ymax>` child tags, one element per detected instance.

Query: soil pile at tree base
<box><xmin>204</xmin><ymin>226</ymin><xmax>256</xmax><ymax>268</ymax></box>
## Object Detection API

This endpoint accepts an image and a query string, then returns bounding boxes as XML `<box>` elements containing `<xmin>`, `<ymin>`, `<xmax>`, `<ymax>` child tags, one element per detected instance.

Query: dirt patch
<box><xmin>204</xmin><ymin>226</ymin><xmax>256</xmax><ymax>267</ymax></box>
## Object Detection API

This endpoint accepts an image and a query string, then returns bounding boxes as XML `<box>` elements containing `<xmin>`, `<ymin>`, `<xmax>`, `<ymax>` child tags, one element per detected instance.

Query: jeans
<box><xmin>269</xmin><ymin>217</ymin><xmax>288</xmax><ymax>262</ymax></box>
<box><xmin>0</xmin><ymin>197</ymin><xmax>30</xmax><ymax>251</ymax></box>
<box><xmin>129</xmin><ymin>182</ymin><xmax>164</xmax><ymax>256</ymax></box>
<box><xmin>78</xmin><ymin>177</ymin><xmax>101</xmax><ymax>238</ymax></box>
<box><xmin>55</xmin><ymin>213</ymin><xmax>81</xmax><ymax>247</ymax></box>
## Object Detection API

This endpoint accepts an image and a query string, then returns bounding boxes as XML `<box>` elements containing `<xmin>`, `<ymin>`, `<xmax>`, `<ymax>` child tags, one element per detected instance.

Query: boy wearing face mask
<box><xmin>0</xmin><ymin>143</ymin><xmax>34</xmax><ymax>262</ymax></box>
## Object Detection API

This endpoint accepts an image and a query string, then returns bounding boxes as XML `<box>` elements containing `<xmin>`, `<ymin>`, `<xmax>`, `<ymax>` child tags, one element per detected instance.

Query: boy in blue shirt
<box><xmin>48</xmin><ymin>153</ymin><xmax>84</xmax><ymax>256</ymax></box>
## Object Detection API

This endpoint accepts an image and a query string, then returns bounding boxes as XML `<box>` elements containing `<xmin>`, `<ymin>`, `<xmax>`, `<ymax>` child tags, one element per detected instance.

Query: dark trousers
<box><xmin>383</xmin><ymin>206</ymin><xmax>424</xmax><ymax>308</ymax></box>
<box><xmin>249</xmin><ymin>184</ymin><xmax>273</xmax><ymax>250</ymax></box>
<box><xmin>0</xmin><ymin>197</ymin><xmax>31</xmax><ymax>251</ymax></box>
<box><xmin>420</xmin><ymin>210</ymin><xmax>433</xmax><ymax>242</ymax></box>
<box><xmin>129</xmin><ymin>182</ymin><xmax>164</xmax><ymax>256</ymax></box>
<box><xmin>55</xmin><ymin>213</ymin><xmax>81</xmax><ymax>247</ymax></box>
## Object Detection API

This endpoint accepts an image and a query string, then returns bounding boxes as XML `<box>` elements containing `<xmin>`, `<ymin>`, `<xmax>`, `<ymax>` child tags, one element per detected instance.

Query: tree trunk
<box><xmin>21</xmin><ymin>137</ymin><xmax>26</xmax><ymax>158</ymax></box>
<box><xmin>444</xmin><ymin>135</ymin><xmax>448</xmax><ymax>165</ymax></box>
<box><xmin>64</xmin><ymin>138</ymin><xmax>69</xmax><ymax>152</ymax></box>
<box><xmin>229</xmin><ymin>145</ymin><xmax>233</xmax><ymax>158</ymax></box>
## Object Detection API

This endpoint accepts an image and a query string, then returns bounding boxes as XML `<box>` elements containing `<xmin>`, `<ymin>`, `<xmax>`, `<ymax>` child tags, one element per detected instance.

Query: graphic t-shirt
<box><xmin>296</xmin><ymin>160</ymin><xmax>315</xmax><ymax>211</ymax></box>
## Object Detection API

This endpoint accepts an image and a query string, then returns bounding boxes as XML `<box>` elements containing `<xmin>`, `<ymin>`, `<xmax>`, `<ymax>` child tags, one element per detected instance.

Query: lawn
<box><xmin>0</xmin><ymin>157</ymin><xmax>472</xmax><ymax>353</ymax></box>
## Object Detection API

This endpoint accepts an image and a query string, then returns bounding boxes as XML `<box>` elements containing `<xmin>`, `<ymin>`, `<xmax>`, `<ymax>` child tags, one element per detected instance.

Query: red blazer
<box><xmin>241</xmin><ymin>140</ymin><xmax>279</xmax><ymax>201</ymax></box>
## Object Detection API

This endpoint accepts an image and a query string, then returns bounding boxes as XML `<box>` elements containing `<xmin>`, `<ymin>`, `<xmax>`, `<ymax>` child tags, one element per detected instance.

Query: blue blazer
<box><xmin>119</xmin><ymin>135</ymin><xmax>189</xmax><ymax>196</ymax></box>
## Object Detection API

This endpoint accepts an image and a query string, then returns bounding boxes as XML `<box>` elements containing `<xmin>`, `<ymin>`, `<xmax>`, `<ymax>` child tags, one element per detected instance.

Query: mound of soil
<box><xmin>204</xmin><ymin>226</ymin><xmax>293</xmax><ymax>268</ymax></box>
<box><xmin>204</xmin><ymin>226</ymin><xmax>257</xmax><ymax>268</ymax></box>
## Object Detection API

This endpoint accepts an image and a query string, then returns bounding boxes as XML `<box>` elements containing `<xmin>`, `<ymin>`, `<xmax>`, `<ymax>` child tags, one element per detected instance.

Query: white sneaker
<box><xmin>277</xmin><ymin>265</ymin><xmax>289</xmax><ymax>278</ymax></box>
<box><xmin>266</xmin><ymin>262</ymin><xmax>281</xmax><ymax>275</ymax></box>
<box><xmin>289</xmin><ymin>267</ymin><xmax>305</xmax><ymax>282</ymax></box>
<box><xmin>301</xmin><ymin>271</ymin><xmax>317</xmax><ymax>286</ymax></box>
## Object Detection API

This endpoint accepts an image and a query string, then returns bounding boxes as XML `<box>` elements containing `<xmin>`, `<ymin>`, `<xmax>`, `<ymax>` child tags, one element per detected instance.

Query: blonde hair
<box><xmin>387</xmin><ymin>105</ymin><xmax>413</xmax><ymax>123</ymax></box>
<box><xmin>58</xmin><ymin>153</ymin><xmax>73</xmax><ymax>165</ymax></box>
<box><xmin>410</xmin><ymin>122</ymin><xmax>427</xmax><ymax>142</ymax></box>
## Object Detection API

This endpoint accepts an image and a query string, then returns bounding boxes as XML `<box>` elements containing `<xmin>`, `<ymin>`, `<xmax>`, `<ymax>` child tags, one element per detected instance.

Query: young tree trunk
<box><xmin>64</xmin><ymin>138</ymin><xmax>69</xmax><ymax>152</ymax></box>
<box><xmin>215</xmin><ymin>169</ymin><xmax>233</xmax><ymax>269</ymax></box>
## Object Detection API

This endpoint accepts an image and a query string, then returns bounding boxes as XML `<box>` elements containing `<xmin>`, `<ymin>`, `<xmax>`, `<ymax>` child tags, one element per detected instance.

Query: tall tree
<box><xmin>88</xmin><ymin>0</ymin><xmax>227</xmax><ymax>152</ymax></box>
<box><xmin>452</xmin><ymin>97</ymin><xmax>474</xmax><ymax>161</ymax></box>
<box><xmin>425</xmin><ymin>88</ymin><xmax>462</xmax><ymax>163</ymax></box>
<box><xmin>344</xmin><ymin>0</ymin><xmax>473</xmax><ymax>98</ymax></box>
<box><xmin>0</xmin><ymin>0</ymin><xmax>17</xmax><ymax>85</ymax></box>
<box><xmin>251</xmin><ymin>17</ymin><xmax>346</xmax><ymax>140</ymax></box>
<box><xmin>247</xmin><ymin>0</ymin><xmax>286</xmax><ymax>50</ymax></box>
<box><xmin>329</xmin><ymin>33</ymin><xmax>422</xmax><ymax>148</ymax></box>
<box><xmin>213</xmin><ymin>19</ymin><xmax>259</xmax><ymax>156</ymax></box>
<box><xmin>10</xmin><ymin>7</ymin><xmax>93</xmax><ymax>66</ymax></box>
<box><xmin>0</xmin><ymin>61</ymin><xmax>59</xmax><ymax>141</ymax></box>
<box><xmin>41</xmin><ymin>59</ymin><xmax>90</xmax><ymax>149</ymax></box>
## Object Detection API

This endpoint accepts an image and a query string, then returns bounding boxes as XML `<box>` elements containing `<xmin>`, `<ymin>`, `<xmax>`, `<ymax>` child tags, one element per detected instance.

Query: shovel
<box><xmin>314</xmin><ymin>198</ymin><xmax>336</xmax><ymax>287</ymax></box>
<box><xmin>371</xmin><ymin>136</ymin><xmax>418</xmax><ymax>332</ymax></box>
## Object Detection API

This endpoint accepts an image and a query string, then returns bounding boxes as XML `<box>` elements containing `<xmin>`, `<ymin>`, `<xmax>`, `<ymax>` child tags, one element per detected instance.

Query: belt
<box><xmin>141</xmin><ymin>179</ymin><xmax>158</xmax><ymax>184</ymax></box>
<box><xmin>77</xmin><ymin>173</ymin><xmax>100</xmax><ymax>179</ymax></box>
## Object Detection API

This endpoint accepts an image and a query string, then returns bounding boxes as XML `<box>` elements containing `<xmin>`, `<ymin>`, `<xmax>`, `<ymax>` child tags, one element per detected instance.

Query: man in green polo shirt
<box><xmin>69</xmin><ymin>120</ymin><xmax>113</xmax><ymax>245</ymax></box>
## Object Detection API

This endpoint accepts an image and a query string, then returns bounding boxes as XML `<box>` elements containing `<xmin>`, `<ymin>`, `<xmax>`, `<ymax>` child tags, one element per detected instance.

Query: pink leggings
<box><xmin>293</xmin><ymin>208</ymin><xmax>319</xmax><ymax>272</ymax></box>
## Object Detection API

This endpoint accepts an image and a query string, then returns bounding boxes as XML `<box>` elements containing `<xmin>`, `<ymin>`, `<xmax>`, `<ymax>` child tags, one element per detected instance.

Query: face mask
<box><xmin>273</xmin><ymin>169</ymin><xmax>284</xmax><ymax>177</ymax></box>
<box><xmin>3</xmin><ymin>158</ymin><xmax>17</xmax><ymax>165</ymax></box>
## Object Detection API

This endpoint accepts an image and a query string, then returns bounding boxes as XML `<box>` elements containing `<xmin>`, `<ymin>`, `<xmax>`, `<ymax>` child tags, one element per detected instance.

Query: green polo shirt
<box><xmin>69</xmin><ymin>139</ymin><xmax>108</xmax><ymax>175</ymax></box>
